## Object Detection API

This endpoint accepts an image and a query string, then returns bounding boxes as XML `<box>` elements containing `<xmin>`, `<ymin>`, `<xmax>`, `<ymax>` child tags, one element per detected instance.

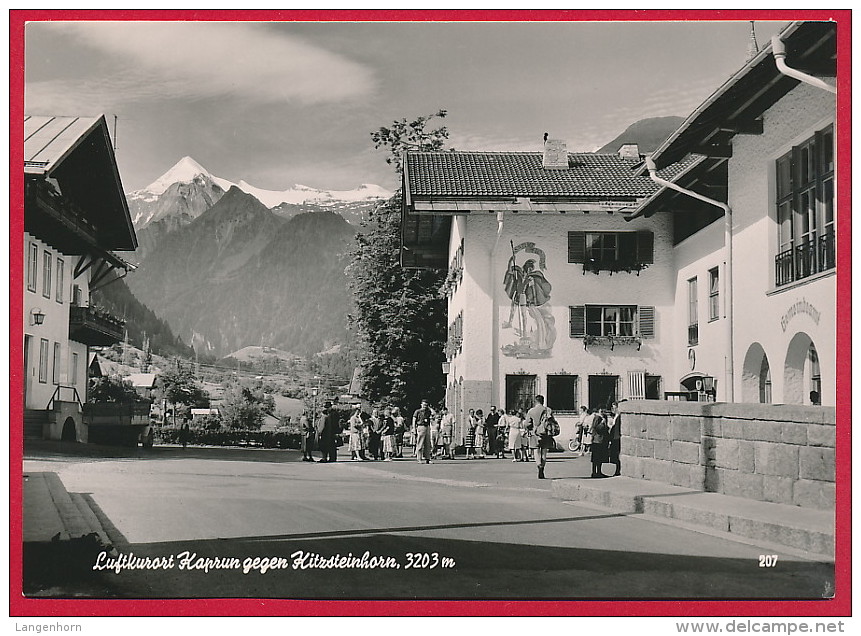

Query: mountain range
<box><xmin>116</xmin><ymin>116</ymin><xmax>683</xmax><ymax>362</ymax></box>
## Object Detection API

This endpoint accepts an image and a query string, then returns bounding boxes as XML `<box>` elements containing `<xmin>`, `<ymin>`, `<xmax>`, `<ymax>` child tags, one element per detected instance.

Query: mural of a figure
<box><xmin>501</xmin><ymin>241</ymin><xmax>556</xmax><ymax>357</ymax></box>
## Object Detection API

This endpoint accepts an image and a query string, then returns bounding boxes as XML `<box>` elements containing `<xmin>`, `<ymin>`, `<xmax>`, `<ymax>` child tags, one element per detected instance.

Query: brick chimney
<box><xmin>543</xmin><ymin>139</ymin><xmax>569</xmax><ymax>169</ymax></box>
<box><xmin>618</xmin><ymin>143</ymin><xmax>640</xmax><ymax>159</ymax></box>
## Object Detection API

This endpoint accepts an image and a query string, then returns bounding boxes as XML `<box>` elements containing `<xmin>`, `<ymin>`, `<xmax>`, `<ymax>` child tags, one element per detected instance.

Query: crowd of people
<box><xmin>298</xmin><ymin>396</ymin><xmax>624</xmax><ymax>480</ymax></box>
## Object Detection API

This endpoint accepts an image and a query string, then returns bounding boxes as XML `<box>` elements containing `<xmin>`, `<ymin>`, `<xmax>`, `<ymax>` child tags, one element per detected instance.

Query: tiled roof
<box><xmin>405</xmin><ymin>151</ymin><xmax>664</xmax><ymax>199</ymax></box>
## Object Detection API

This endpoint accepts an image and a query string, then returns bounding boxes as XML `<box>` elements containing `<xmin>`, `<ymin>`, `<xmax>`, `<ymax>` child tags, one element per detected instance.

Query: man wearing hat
<box><xmin>412</xmin><ymin>398</ymin><xmax>434</xmax><ymax>464</ymax></box>
<box><xmin>317</xmin><ymin>401</ymin><xmax>340</xmax><ymax>463</ymax></box>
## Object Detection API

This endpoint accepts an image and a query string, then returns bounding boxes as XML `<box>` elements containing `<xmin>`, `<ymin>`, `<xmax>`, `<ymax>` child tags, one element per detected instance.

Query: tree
<box><xmin>220</xmin><ymin>381</ymin><xmax>269</xmax><ymax>430</ymax></box>
<box><xmin>156</xmin><ymin>366</ymin><xmax>210</xmax><ymax>409</ymax></box>
<box><xmin>89</xmin><ymin>376</ymin><xmax>141</xmax><ymax>403</ymax></box>
<box><xmin>346</xmin><ymin>110</ymin><xmax>449</xmax><ymax>409</ymax></box>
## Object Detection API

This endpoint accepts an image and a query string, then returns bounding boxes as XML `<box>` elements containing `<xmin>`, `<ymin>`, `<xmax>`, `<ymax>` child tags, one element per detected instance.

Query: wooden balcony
<box><xmin>69</xmin><ymin>304</ymin><xmax>124</xmax><ymax>346</ymax></box>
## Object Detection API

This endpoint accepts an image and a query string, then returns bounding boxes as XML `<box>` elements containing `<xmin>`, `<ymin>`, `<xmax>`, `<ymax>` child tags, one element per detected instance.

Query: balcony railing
<box><xmin>775</xmin><ymin>230</ymin><xmax>836</xmax><ymax>287</ymax></box>
<box><xmin>69</xmin><ymin>304</ymin><xmax>125</xmax><ymax>346</ymax></box>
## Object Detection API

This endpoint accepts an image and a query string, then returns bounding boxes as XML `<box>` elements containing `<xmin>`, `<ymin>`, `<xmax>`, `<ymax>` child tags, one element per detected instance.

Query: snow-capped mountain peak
<box><xmin>141</xmin><ymin>156</ymin><xmax>211</xmax><ymax>196</ymax></box>
<box><xmin>127</xmin><ymin>156</ymin><xmax>393</xmax><ymax>231</ymax></box>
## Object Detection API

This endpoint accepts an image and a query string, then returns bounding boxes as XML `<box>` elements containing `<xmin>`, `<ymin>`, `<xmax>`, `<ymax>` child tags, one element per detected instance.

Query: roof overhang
<box><xmin>24</xmin><ymin>114</ymin><xmax>137</xmax><ymax>251</ymax></box>
<box><xmin>645</xmin><ymin>21</ymin><xmax>837</xmax><ymax>172</ymax></box>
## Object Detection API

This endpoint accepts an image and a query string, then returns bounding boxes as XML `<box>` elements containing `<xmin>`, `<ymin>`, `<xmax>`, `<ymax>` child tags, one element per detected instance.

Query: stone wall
<box><xmin>620</xmin><ymin>400</ymin><xmax>835</xmax><ymax>510</ymax></box>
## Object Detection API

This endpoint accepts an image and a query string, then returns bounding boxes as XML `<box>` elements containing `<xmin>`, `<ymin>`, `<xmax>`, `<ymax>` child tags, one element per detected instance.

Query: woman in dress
<box><xmin>505</xmin><ymin>409</ymin><xmax>523</xmax><ymax>461</ymax></box>
<box><xmin>381</xmin><ymin>407</ymin><xmax>396</xmax><ymax>461</ymax></box>
<box><xmin>474</xmin><ymin>409</ymin><xmax>486</xmax><ymax>458</ymax></box>
<box><xmin>393</xmin><ymin>407</ymin><xmax>405</xmax><ymax>458</ymax></box>
<box><xmin>464</xmin><ymin>409</ymin><xmax>478</xmax><ymax>459</ymax></box>
<box><xmin>588</xmin><ymin>408</ymin><xmax>609</xmax><ymax>478</ymax></box>
<box><xmin>440</xmin><ymin>407</ymin><xmax>454</xmax><ymax>459</ymax></box>
<box><xmin>519</xmin><ymin>409</ymin><xmax>532</xmax><ymax>461</ymax></box>
<box><xmin>348</xmin><ymin>406</ymin><xmax>366</xmax><ymax>461</ymax></box>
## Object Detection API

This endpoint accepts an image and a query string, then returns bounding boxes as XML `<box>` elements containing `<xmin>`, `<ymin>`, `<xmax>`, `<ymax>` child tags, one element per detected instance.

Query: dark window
<box><xmin>644</xmin><ymin>375</ymin><xmax>661</xmax><ymax>400</ymax></box>
<box><xmin>53</xmin><ymin>342</ymin><xmax>61</xmax><ymax>385</ymax></box>
<box><xmin>588</xmin><ymin>375</ymin><xmax>618</xmax><ymax>411</ymax></box>
<box><xmin>56</xmin><ymin>259</ymin><xmax>64</xmax><ymax>303</ymax></box>
<box><xmin>546</xmin><ymin>375</ymin><xmax>578</xmax><ymax>413</ymax></box>
<box><xmin>688</xmin><ymin>277</ymin><xmax>698</xmax><ymax>346</ymax></box>
<box><xmin>27</xmin><ymin>243</ymin><xmax>38</xmax><ymax>292</ymax></box>
<box><xmin>568</xmin><ymin>231</ymin><xmax>654</xmax><ymax>269</ymax></box>
<box><xmin>775</xmin><ymin>125</ymin><xmax>835</xmax><ymax>286</ymax></box>
<box><xmin>708</xmin><ymin>267</ymin><xmax>719</xmax><ymax>321</ymax></box>
<box><xmin>42</xmin><ymin>251</ymin><xmax>52</xmax><ymax>299</ymax></box>
<box><xmin>39</xmin><ymin>338</ymin><xmax>49</xmax><ymax>383</ymax></box>
<box><xmin>505</xmin><ymin>374</ymin><xmax>536</xmax><ymax>415</ymax></box>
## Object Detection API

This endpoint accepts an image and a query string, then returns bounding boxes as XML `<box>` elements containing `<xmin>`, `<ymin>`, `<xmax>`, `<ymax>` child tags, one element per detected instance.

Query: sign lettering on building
<box><xmin>780</xmin><ymin>298</ymin><xmax>821</xmax><ymax>332</ymax></box>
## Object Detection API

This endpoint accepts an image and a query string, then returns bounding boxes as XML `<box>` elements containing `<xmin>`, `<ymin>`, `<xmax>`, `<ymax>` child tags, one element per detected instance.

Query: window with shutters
<box><xmin>688</xmin><ymin>277</ymin><xmax>699</xmax><ymax>346</ymax></box>
<box><xmin>568</xmin><ymin>231</ymin><xmax>654</xmax><ymax>275</ymax></box>
<box><xmin>774</xmin><ymin>125</ymin><xmax>835</xmax><ymax>287</ymax></box>
<box><xmin>570</xmin><ymin>305</ymin><xmax>654</xmax><ymax>349</ymax></box>
<box><xmin>708</xmin><ymin>267</ymin><xmax>719</xmax><ymax>321</ymax></box>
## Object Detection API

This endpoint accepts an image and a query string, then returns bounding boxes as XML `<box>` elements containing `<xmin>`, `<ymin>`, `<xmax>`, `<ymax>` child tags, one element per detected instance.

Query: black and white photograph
<box><xmin>13</xmin><ymin>11</ymin><xmax>848</xmax><ymax>617</ymax></box>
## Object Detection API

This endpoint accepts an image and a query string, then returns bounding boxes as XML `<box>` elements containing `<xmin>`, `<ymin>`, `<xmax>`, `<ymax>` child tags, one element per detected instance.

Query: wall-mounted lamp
<box><xmin>30</xmin><ymin>307</ymin><xmax>46</xmax><ymax>326</ymax></box>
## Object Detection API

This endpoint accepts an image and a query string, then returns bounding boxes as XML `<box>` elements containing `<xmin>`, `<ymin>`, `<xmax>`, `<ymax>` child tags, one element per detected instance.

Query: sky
<box><xmin>23</xmin><ymin>16</ymin><xmax>790</xmax><ymax>194</ymax></box>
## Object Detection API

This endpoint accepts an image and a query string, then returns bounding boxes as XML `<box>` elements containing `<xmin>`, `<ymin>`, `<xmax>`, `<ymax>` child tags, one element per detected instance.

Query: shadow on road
<box><xmin>25</xmin><ymin>510</ymin><xmax>834</xmax><ymax>600</ymax></box>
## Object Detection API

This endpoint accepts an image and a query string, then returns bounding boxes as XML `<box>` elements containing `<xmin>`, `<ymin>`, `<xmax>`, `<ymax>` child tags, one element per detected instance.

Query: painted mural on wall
<box><xmin>501</xmin><ymin>240</ymin><xmax>556</xmax><ymax>358</ymax></box>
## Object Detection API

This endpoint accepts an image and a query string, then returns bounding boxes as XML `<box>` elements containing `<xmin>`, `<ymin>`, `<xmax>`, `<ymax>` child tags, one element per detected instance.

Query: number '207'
<box><xmin>759</xmin><ymin>554</ymin><xmax>779</xmax><ymax>567</ymax></box>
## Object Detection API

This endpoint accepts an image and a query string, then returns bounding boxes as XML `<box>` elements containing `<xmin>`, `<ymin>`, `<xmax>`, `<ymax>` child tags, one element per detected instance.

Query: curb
<box><xmin>551</xmin><ymin>477</ymin><xmax>834</xmax><ymax>558</ymax></box>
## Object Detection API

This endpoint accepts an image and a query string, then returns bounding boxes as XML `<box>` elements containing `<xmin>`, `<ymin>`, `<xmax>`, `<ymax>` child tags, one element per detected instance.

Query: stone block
<box><xmin>643</xmin><ymin>499</ymin><xmax>673</xmax><ymax>519</ymax></box>
<box><xmin>754</xmin><ymin>443</ymin><xmax>799</xmax><ymax>478</ymax></box>
<box><xmin>701</xmin><ymin>436</ymin><xmax>718</xmax><ymax>463</ymax></box>
<box><xmin>799</xmin><ymin>447</ymin><xmax>835</xmax><ymax>481</ymax></box>
<box><xmin>793</xmin><ymin>479</ymin><xmax>835</xmax><ymax>510</ymax></box>
<box><xmin>642</xmin><ymin>458</ymin><xmax>672</xmax><ymax>484</ymax></box>
<box><xmin>701</xmin><ymin>417</ymin><xmax>721</xmax><ymax>437</ymax></box>
<box><xmin>780</xmin><ymin>422</ymin><xmax>808</xmax><ymax>445</ymax></box>
<box><xmin>645</xmin><ymin>418</ymin><xmax>670</xmax><ymax>441</ymax></box>
<box><xmin>743</xmin><ymin>421</ymin><xmax>782</xmax><ymax>443</ymax></box>
<box><xmin>714</xmin><ymin>438</ymin><xmax>739</xmax><ymax>470</ymax></box>
<box><xmin>671</xmin><ymin>416</ymin><xmax>702</xmax><ymax>443</ymax></box>
<box><xmin>671</xmin><ymin>463</ymin><xmax>705</xmax><ymax>490</ymax></box>
<box><xmin>762</xmin><ymin>475</ymin><xmax>795</xmax><ymax>505</ymax></box>
<box><xmin>738</xmin><ymin>443</ymin><xmax>755</xmax><ymax>473</ymax></box>
<box><xmin>722</xmin><ymin>472</ymin><xmax>764</xmax><ymax>500</ymax></box>
<box><xmin>653</xmin><ymin>440</ymin><xmax>671</xmax><ymax>461</ymax></box>
<box><xmin>671</xmin><ymin>440</ymin><xmax>701</xmax><ymax>465</ymax></box>
<box><xmin>672</xmin><ymin>504</ymin><xmax>729</xmax><ymax>533</ymax></box>
<box><xmin>620</xmin><ymin>437</ymin><xmax>636</xmax><ymax>456</ymax></box>
<box><xmin>721</xmin><ymin>418</ymin><xmax>745</xmax><ymax>440</ymax></box>
<box><xmin>807</xmin><ymin>424</ymin><xmax>836</xmax><ymax>448</ymax></box>
<box><xmin>704</xmin><ymin>467</ymin><xmax>722</xmax><ymax>492</ymax></box>
<box><xmin>623</xmin><ymin>456</ymin><xmax>645</xmax><ymax>479</ymax></box>
<box><xmin>635</xmin><ymin>438</ymin><xmax>655</xmax><ymax>458</ymax></box>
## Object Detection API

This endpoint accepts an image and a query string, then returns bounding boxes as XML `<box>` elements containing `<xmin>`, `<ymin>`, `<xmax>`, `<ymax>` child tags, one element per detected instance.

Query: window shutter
<box><xmin>638</xmin><ymin>306</ymin><xmax>655</xmax><ymax>338</ymax></box>
<box><xmin>627</xmin><ymin>371</ymin><xmax>646</xmax><ymax>400</ymax></box>
<box><xmin>569</xmin><ymin>306</ymin><xmax>585</xmax><ymax>337</ymax></box>
<box><xmin>568</xmin><ymin>231</ymin><xmax>586</xmax><ymax>263</ymax></box>
<box><xmin>636</xmin><ymin>231</ymin><xmax>654</xmax><ymax>264</ymax></box>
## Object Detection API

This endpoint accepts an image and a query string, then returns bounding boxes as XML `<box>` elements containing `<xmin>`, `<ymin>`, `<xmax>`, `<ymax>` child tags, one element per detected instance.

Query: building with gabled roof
<box><xmin>399</xmin><ymin>20</ymin><xmax>839</xmax><ymax>449</ymax></box>
<box><xmin>403</xmin><ymin>144</ymin><xmax>675</xmax><ymax>442</ymax></box>
<box><xmin>24</xmin><ymin>114</ymin><xmax>138</xmax><ymax>442</ymax></box>
<box><xmin>627</xmin><ymin>20</ymin><xmax>837</xmax><ymax>407</ymax></box>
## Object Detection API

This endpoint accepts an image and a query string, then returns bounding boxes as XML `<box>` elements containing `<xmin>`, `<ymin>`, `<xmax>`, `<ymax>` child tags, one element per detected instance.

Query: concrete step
<box><xmin>23</xmin><ymin>472</ymin><xmax>102</xmax><ymax>544</ymax></box>
<box><xmin>69</xmin><ymin>493</ymin><xmax>111</xmax><ymax>546</ymax></box>
<box><xmin>24</xmin><ymin>409</ymin><xmax>48</xmax><ymax>439</ymax></box>
<box><xmin>551</xmin><ymin>476</ymin><xmax>834</xmax><ymax>557</ymax></box>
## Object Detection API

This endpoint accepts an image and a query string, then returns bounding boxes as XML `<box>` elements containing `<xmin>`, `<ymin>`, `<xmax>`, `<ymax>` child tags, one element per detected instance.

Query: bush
<box><xmin>154</xmin><ymin>426</ymin><xmax>301</xmax><ymax>450</ymax></box>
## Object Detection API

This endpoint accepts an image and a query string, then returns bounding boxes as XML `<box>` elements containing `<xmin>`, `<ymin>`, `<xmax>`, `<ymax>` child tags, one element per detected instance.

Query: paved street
<box><xmin>23</xmin><ymin>443</ymin><xmax>833</xmax><ymax>599</ymax></box>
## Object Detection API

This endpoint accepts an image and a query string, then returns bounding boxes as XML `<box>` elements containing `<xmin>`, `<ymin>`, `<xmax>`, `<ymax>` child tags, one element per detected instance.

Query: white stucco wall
<box><xmin>667</xmin><ymin>83</ymin><xmax>836</xmax><ymax>406</ymax></box>
<box><xmin>728</xmin><ymin>83</ymin><xmax>835</xmax><ymax>406</ymax></box>
<box><xmin>445</xmin><ymin>207</ymin><xmax>676</xmax><ymax>439</ymax></box>
<box><xmin>24</xmin><ymin>232</ymin><xmax>90</xmax><ymax>410</ymax></box>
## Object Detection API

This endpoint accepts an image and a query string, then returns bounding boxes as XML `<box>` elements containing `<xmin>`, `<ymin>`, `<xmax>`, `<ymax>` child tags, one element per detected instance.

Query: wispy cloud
<box><xmin>26</xmin><ymin>21</ymin><xmax>376</xmax><ymax>112</ymax></box>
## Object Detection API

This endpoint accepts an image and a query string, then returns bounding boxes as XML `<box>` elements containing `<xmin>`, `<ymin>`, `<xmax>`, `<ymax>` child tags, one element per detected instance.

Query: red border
<box><xmin>9</xmin><ymin>9</ymin><xmax>851</xmax><ymax>617</ymax></box>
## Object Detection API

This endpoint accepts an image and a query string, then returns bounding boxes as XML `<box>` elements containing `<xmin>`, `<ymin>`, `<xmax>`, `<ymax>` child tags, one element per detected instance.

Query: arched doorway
<box><xmin>61</xmin><ymin>417</ymin><xmax>77</xmax><ymax>442</ymax></box>
<box><xmin>741</xmin><ymin>343</ymin><xmax>771</xmax><ymax>403</ymax></box>
<box><xmin>784</xmin><ymin>333</ymin><xmax>820</xmax><ymax>405</ymax></box>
